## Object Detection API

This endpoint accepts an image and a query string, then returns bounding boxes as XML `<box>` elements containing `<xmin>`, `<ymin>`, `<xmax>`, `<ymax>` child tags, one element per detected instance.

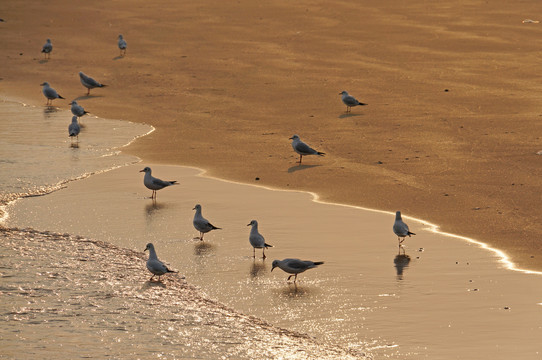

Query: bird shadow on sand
<box><xmin>141</xmin><ymin>280</ymin><xmax>167</xmax><ymax>290</ymax></box>
<box><xmin>43</xmin><ymin>106</ymin><xmax>60</xmax><ymax>118</ymax></box>
<box><xmin>38</xmin><ymin>59</ymin><xmax>49</xmax><ymax>64</ymax></box>
<box><xmin>338</xmin><ymin>113</ymin><xmax>363</xmax><ymax>119</ymax></box>
<box><xmin>249</xmin><ymin>260</ymin><xmax>268</xmax><ymax>278</ymax></box>
<box><xmin>287</xmin><ymin>164</ymin><xmax>321</xmax><ymax>173</ymax></box>
<box><xmin>112</xmin><ymin>55</ymin><xmax>125</xmax><ymax>61</ymax></box>
<box><xmin>194</xmin><ymin>241</ymin><xmax>214</xmax><ymax>256</ymax></box>
<box><xmin>74</xmin><ymin>94</ymin><xmax>104</xmax><ymax>101</ymax></box>
<box><xmin>279</xmin><ymin>283</ymin><xmax>310</xmax><ymax>298</ymax></box>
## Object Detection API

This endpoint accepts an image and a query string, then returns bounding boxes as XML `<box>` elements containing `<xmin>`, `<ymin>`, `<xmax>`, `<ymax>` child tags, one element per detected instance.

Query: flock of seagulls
<box><xmin>38</xmin><ymin>36</ymin><xmax>125</xmax><ymax>144</ymax></box>
<box><xmin>139</xmin><ymin>167</ymin><xmax>416</xmax><ymax>283</ymax></box>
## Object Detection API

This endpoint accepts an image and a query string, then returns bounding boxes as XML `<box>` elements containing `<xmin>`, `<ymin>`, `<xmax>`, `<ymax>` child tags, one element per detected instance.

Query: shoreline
<box><xmin>1</xmin><ymin>0</ymin><xmax>542</xmax><ymax>273</ymax></box>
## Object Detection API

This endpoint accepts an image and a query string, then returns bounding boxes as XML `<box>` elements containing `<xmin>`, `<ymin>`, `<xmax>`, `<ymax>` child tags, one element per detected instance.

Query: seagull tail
<box><xmin>100</xmin><ymin>84</ymin><xmax>108</xmax><ymax>88</ymax></box>
<box><xmin>408</xmin><ymin>231</ymin><xmax>416</xmax><ymax>236</ymax></box>
<box><xmin>58</xmin><ymin>95</ymin><xmax>65</xmax><ymax>99</ymax></box>
<box><xmin>313</xmin><ymin>261</ymin><xmax>324</xmax><ymax>266</ymax></box>
<box><xmin>169</xmin><ymin>181</ymin><xmax>179</xmax><ymax>185</ymax></box>
<box><xmin>359</xmin><ymin>102</ymin><xmax>368</xmax><ymax>106</ymax></box>
<box><xmin>211</xmin><ymin>225</ymin><xmax>222</xmax><ymax>230</ymax></box>
<box><xmin>264</xmin><ymin>243</ymin><xmax>273</xmax><ymax>248</ymax></box>
<box><xmin>317</xmin><ymin>151</ymin><xmax>325</xmax><ymax>156</ymax></box>
<box><xmin>166</xmin><ymin>268</ymin><xmax>178</xmax><ymax>273</ymax></box>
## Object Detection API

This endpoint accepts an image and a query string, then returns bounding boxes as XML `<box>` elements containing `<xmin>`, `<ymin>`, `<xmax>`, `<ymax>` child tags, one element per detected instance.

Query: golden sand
<box><xmin>1</xmin><ymin>0</ymin><xmax>541</xmax><ymax>270</ymax></box>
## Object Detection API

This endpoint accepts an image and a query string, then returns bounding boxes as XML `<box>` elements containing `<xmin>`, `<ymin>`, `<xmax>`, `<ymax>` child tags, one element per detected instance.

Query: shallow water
<box><xmin>6</xmin><ymin>164</ymin><xmax>542</xmax><ymax>359</ymax></box>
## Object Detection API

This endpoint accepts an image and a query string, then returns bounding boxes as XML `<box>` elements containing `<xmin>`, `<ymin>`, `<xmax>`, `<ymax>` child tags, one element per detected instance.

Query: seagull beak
<box><xmin>144</xmin><ymin>247</ymin><xmax>148</xmax><ymax>252</ymax></box>
<box><xmin>139</xmin><ymin>169</ymin><xmax>145</xmax><ymax>172</ymax></box>
<box><xmin>247</xmin><ymin>223</ymin><xmax>251</xmax><ymax>226</ymax></box>
<box><xmin>271</xmin><ymin>265</ymin><xmax>276</xmax><ymax>272</ymax></box>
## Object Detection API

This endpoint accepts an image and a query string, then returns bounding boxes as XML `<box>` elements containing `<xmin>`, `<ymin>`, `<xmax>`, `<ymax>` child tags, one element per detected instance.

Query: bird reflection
<box><xmin>194</xmin><ymin>241</ymin><xmax>213</xmax><ymax>256</ymax></box>
<box><xmin>280</xmin><ymin>283</ymin><xmax>310</xmax><ymax>298</ymax></box>
<box><xmin>249</xmin><ymin>260</ymin><xmax>267</xmax><ymax>278</ymax></box>
<box><xmin>70</xmin><ymin>142</ymin><xmax>79</xmax><ymax>149</ymax></box>
<box><xmin>394</xmin><ymin>252</ymin><xmax>411</xmax><ymax>280</ymax></box>
<box><xmin>43</xmin><ymin>106</ymin><xmax>59</xmax><ymax>118</ymax></box>
<box><xmin>145</xmin><ymin>200</ymin><xmax>165</xmax><ymax>217</ymax></box>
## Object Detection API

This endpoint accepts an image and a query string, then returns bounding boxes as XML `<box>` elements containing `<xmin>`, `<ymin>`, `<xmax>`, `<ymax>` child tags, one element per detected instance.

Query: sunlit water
<box><xmin>3</xmin><ymin>100</ymin><xmax>542</xmax><ymax>359</ymax></box>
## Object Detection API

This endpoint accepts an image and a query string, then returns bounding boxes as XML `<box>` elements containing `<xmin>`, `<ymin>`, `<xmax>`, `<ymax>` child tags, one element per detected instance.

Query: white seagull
<box><xmin>68</xmin><ymin>116</ymin><xmax>80</xmax><ymax>142</ymax></box>
<box><xmin>271</xmin><ymin>258</ymin><xmax>324</xmax><ymax>283</ymax></box>
<box><xmin>41</xmin><ymin>38</ymin><xmax>52</xmax><ymax>59</ymax></box>
<box><xmin>192</xmin><ymin>204</ymin><xmax>221</xmax><ymax>241</ymax></box>
<box><xmin>339</xmin><ymin>91</ymin><xmax>367</xmax><ymax>112</ymax></box>
<box><xmin>247</xmin><ymin>220</ymin><xmax>273</xmax><ymax>259</ymax></box>
<box><xmin>69</xmin><ymin>100</ymin><xmax>88</xmax><ymax>118</ymax></box>
<box><xmin>118</xmin><ymin>34</ymin><xmax>127</xmax><ymax>56</ymax></box>
<box><xmin>144</xmin><ymin>243</ymin><xmax>177</xmax><ymax>281</ymax></box>
<box><xmin>289</xmin><ymin>134</ymin><xmax>325</xmax><ymax>164</ymax></box>
<box><xmin>139</xmin><ymin>167</ymin><xmax>178</xmax><ymax>199</ymax></box>
<box><xmin>393</xmin><ymin>211</ymin><xmax>416</xmax><ymax>248</ymax></box>
<box><xmin>40</xmin><ymin>82</ymin><xmax>64</xmax><ymax>105</ymax></box>
<box><xmin>79</xmin><ymin>71</ymin><xmax>107</xmax><ymax>95</ymax></box>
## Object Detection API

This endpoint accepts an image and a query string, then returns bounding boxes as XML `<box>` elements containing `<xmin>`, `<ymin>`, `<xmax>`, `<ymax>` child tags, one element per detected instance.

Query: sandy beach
<box><xmin>2</xmin><ymin>0</ymin><xmax>541</xmax><ymax>271</ymax></box>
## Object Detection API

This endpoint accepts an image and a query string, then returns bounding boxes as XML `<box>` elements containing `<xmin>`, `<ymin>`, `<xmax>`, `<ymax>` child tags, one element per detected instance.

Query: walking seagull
<box><xmin>40</xmin><ymin>82</ymin><xmax>64</xmax><ymax>105</ymax></box>
<box><xmin>118</xmin><ymin>34</ymin><xmax>127</xmax><ymax>56</ymax></box>
<box><xmin>144</xmin><ymin>243</ymin><xmax>177</xmax><ymax>281</ymax></box>
<box><xmin>271</xmin><ymin>258</ymin><xmax>324</xmax><ymax>283</ymax></box>
<box><xmin>192</xmin><ymin>204</ymin><xmax>221</xmax><ymax>241</ymax></box>
<box><xmin>247</xmin><ymin>220</ymin><xmax>272</xmax><ymax>259</ymax></box>
<box><xmin>393</xmin><ymin>211</ymin><xmax>416</xmax><ymax>249</ymax></box>
<box><xmin>41</xmin><ymin>38</ymin><xmax>52</xmax><ymax>59</ymax></box>
<box><xmin>339</xmin><ymin>91</ymin><xmax>367</xmax><ymax>112</ymax></box>
<box><xmin>68</xmin><ymin>116</ymin><xmax>80</xmax><ymax>143</ymax></box>
<box><xmin>79</xmin><ymin>71</ymin><xmax>107</xmax><ymax>95</ymax></box>
<box><xmin>139</xmin><ymin>167</ymin><xmax>178</xmax><ymax>199</ymax></box>
<box><xmin>289</xmin><ymin>134</ymin><xmax>325</xmax><ymax>164</ymax></box>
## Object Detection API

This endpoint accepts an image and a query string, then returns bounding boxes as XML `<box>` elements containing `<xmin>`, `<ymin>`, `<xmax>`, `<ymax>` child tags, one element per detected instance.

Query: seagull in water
<box><xmin>79</xmin><ymin>71</ymin><xmax>107</xmax><ymax>95</ymax></box>
<box><xmin>139</xmin><ymin>167</ymin><xmax>178</xmax><ymax>199</ymax></box>
<box><xmin>40</xmin><ymin>82</ymin><xmax>64</xmax><ymax>105</ymax></box>
<box><xmin>144</xmin><ymin>243</ymin><xmax>177</xmax><ymax>281</ymax></box>
<box><xmin>289</xmin><ymin>134</ymin><xmax>325</xmax><ymax>164</ymax></box>
<box><xmin>69</xmin><ymin>100</ymin><xmax>88</xmax><ymax>118</ymax></box>
<box><xmin>68</xmin><ymin>116</ymin><xmax>80</xmax><ymax>142</ymax></box>
<box><xmin>118</xmin><ymin>34</ymin><xmax>127</xmax><ymax>56</ymax></box>
<box><xmin>41</xmin><ymin>38</ymin><xmax>52</xmax><ymax>59</ymax></box>
<box><xmin>393</xmin><ymin>211</ymin><xmax>416</xmax><ymax>249</ymax></box>
<box><xmin>339</xmin><ymin>91</ymin><xmax>367</xmax><ymax>112</ymax></box>
<box><xmin>247</xmin><ymin>220</ymin><xmax>273</xmax><ymax>259</ymax></box>
<box><xmin>192</xmin><ymin>204</ymin><xmax>221</xmax><ymax>241</ymax></box>
<box><xmin>271</xmin><ymin>258</ymin><xmax>324</xmax><ymax>283</ymax></box>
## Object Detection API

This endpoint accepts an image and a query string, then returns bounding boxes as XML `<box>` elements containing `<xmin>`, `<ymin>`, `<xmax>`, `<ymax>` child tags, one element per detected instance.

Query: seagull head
<box><xmin>247</xmin><ymin>220</ymin><xmax>258</xmax><ymax>226</ymax></box>
<box><xmin>271</xmin><ymin>260</ymin><xmax>279</xmax><ymax>271</ymax></box>
<box><xmin>72</xmin><ymin>116</ymin><xmax>78</xmax><ymax>123</ymax></box>
<box><xmin>339</xmin><ymin>90</ymin><xmax>349</xmax><ymax>96</ymax></box>
<box><xmin>69</xmin><ymin>100</ymin><xmax>78</xmax><ymax>105</ymax></box>
<box><xmin>118</xmin><ymin>34</ymin><xmax>123</xmax><ymax>39</ymax></box>
<box><xmin>193</xmin><ymin>204</ymin><xmax>201</xmax><ymax>211</ymax></box>
<box><xmin>144</xmin><ymin>243</ymin><xmax>154</xmax><ymax>252</ymax></box>
<box><xmin>289</xmin><ymin>134</ymin><xmax>299</xmax><ymax>141</ymax></box>
<box><xmin>139</xmin><ymin>167</ymin><xmax>151</xmax><ymax>173</ymax></box>
<box><xmin>40</xmin><ymin>82</ymin><xmax>50</xmax><ymax>87</ymax></box>
<box><xmin>395</xmin><ymin>211</ymin><xmax>402</xmax><ymax>220</ymax></box>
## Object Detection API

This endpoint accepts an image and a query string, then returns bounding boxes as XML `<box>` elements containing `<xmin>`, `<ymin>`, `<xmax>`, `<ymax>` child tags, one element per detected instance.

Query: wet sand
<box><xmin>5</xmin><ymin>164</ymin><xmax>542</xmax><ymax>359</ymax></box>
<box><xmin>1</xmin><ymin>0</ymin><xmax>542</xmax><ymax>271</ymax></box>
<box><xmin>0</xmin><ymin>227</ymin><xmax>363</xmax><ymax>359</ymax></box>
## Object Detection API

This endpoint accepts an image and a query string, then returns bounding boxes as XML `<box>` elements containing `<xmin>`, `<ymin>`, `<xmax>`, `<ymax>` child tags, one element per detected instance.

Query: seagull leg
<box><xmin>293</xmin><ymin>274</ymin><xmax>298</xmax><ymax>283</ymax></box>
<box><xmin>253</xmin><ymin>247</ymin><xmax>256</xmax><ymax>259</ymax></box>
<box><xmin>287</xmin><ymin>274</ymin><xmax>294</xmax><ymax>281</ymax></box>
<box><xmin>262</xmin><ymin>248</ymin><xmax>266</xmax><ymax>259</ymax></box>
<box><xmin>298</xmin><ymin>155</ymin><xmax>303</xmax><ymax>164</ymax></box>
<box><xmin>87</xmin><ymin>88</ymin><xmax>90</xmax><ymax>96</ymax></box>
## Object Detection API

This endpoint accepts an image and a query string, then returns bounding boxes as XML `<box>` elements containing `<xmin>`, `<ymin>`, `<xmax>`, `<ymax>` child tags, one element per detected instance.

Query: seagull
<box><xmin>144</xmin><ymin>243</ymin><xmax>177</xmax><ymax>281</ymax></box>
<box><xmin>393</xmin><ymin>211</ymin><xmax>416</xmax><ymax>248</ymax></box>
<box><xmin>271</xmin><ymin>258</ymin><xmax>324</xmax><ymax>283</ymax></box>
<box><xmin>40</xmin><ymin>82</ymin><xmax>64</xmax><ymax>105</ymax></box>
<box><xmin>339</xmin><ymin>91</ymin><xmax>367</xmax><ymax>112</ymax></box>
<box><xmin>118</xmin><ymin>34</ymin><xmax>127</xmax><ymax>56</ymax></box>
<box><xmin>192</xmin><ymin>204</ymin><xmax>221</xmax><ymax>241</ymax></box>
<box><xmin>79</xmin><ymin>71</ymin><xmax>107</xmax><ymax>95</ymax></box>
<box><xmin>41</xmin><ymin>38</ymin><xmax>52</xmax><ymax>59</ymax></box>
<box><xmin>247</xmin><ymin>220</ymin><xmax>272</xmax><ymax>259</ymax></box>
<box><xmin>289</xmin><ymin>134</ymin><xmax>325</xmax><ymax>164</ymax></box>
<box><xmin>139</xmin><ymin>167</ymin><xmax>178</xmax><ymax>199</ymax></box>
<box><xmin>68</xmin><ymin>116</ymin><xmax>80</xmax><ymax>142</ymax></box>
<box><xmin>69</xmin><ymin>100</ymin><xmax>88</xmax><ymax>118</ymax></box>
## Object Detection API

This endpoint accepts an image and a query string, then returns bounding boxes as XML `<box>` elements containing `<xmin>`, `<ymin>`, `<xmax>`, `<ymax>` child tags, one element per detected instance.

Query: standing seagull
<box><xmin>41</xmin><ymin>38</ymin><xmax>52</xmax><ymax>59</ymax></box>
<box><xmin>144</xmin><ymin>243</ymin><xmax>177</xmax><ymax>281</ymax></box>
<box><xmin>192</xmin><ymin>204</ymin><xmax>221</xmax><ymax>241</ymax></box>
<box><xmin>271</xmin><ymin>258</ymin><xmax>324</xmax><ymax>283</ymax></box>
<box><xmin>40</xmin><ymin>82</ymin><xmax>64</xmax><ymax>105</ymax></box>
<box><xmin>393</xmin><ymin>211</ymin><xmax>416</xmax><ymax>248</ymax></box>
<box><xmin>118</xmin><ymin>34</ymin><xmax>127</xmax><ymax>56</ymax></box>
<box><xmin>247</xmin><ymin>220</ymin><xmax>273</xmax><ymax>259</ymax></box>
<box><xmin>68</xmin><ymin>116</ymin><xmax>80</xmax><ymax>142</ymax></box>
<box><xmin>79</xmin><ymin>71</ymin><xmax>107</xmax><ymax>95</ymax></box>
<box><xmin>69</xmin><ymin>100</ymin><xmax>88</xmax><ymax>118</ymax></box>
<box><xmin>339</xmin><ymin>91</ymin><xmax>367</xmax><ymax>112</ymax></box>
<box><xmin>139</xmin><ymin>167</ymin><xmax>178</xmax><ymax>199</ymax></box>
<box><xmin>289</xmin><ymin>134</ymin><xmax>325</xmax><ymax>164</ymax></box>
